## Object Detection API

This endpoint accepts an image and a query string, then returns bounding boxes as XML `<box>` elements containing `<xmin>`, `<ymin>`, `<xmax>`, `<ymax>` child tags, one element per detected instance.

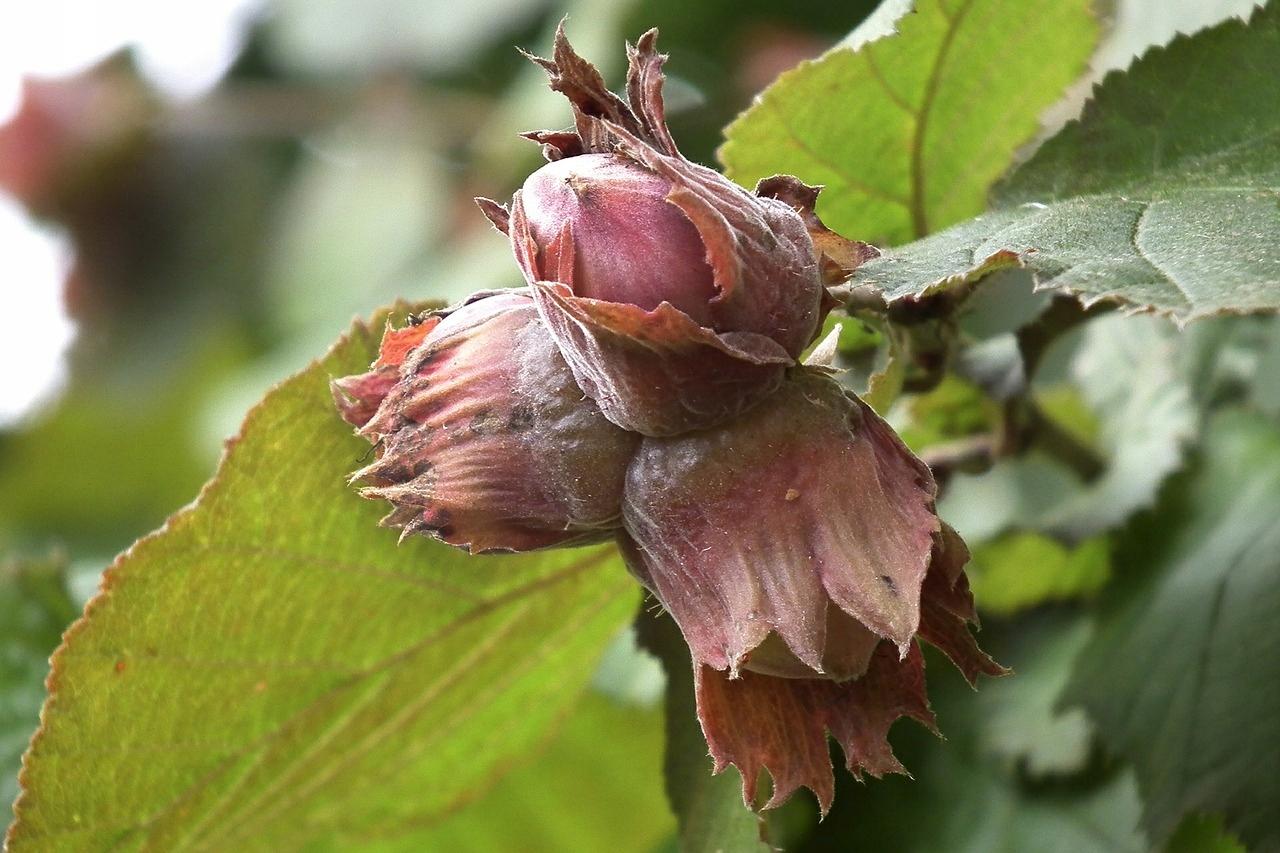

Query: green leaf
<box><xmin>1065</xmin><ymin>411</ymin><xmax>1280</xmax><ymax>849</ymax></box>
<box><xmin>377</xmin><ymin>692</ymin><xmax>674</xmax><ymax>853</ymax></box>
<box><xmin>974</xmin><ymin>614</ymin><xmax>1095</xmax><ymax>777</ymax></box>
<box><xmin>6</xmin><ymin>307</ymin><xmax>637</xmax><ymax>850</ymax></box>
<box><xmin>1</xmin><ymin>556</ymin><xmax>76</xmax><ymax>813</ymax></box>
<box><xmin>854</xmin><ymin>4</ymin><xmax>1280</xmax><ymax>322</ymax></box>
<box><xmin>0</xmin><ymin>333</ymin><xmax>244</xmax><ymax>555</ymax></box>
<box><xmin>941</xmin><ymin>314</ymin><xmax>1196</xmax><ymax>544</ymax></box>
<box><xmin>898</xmin><ymin>374</ymin><xmax>998</xmax><ymax>452</ymax></box>
<box><xmin>1166</xmin><ymin>814</ymin><xmax>1247</xmax><ymax>853</ymax></box>
<box><xmin>637</xmin><ymin>611</ymin><xmax>771</xmax><ymax>853</ymax></box>
<box><xmin>720</xmin><ymin>0</ymin><xmax>1098</xmax><ymax>245</ymax></box>
<box><xmin>1037</xmin><ymin>315</ymin><xmax>1197</xmax><ymax>538</ymax></box>
<box><xmin>967</xmin><ymin>533</ymin><xmax>1110</xmax><ymax>617</ymax></box>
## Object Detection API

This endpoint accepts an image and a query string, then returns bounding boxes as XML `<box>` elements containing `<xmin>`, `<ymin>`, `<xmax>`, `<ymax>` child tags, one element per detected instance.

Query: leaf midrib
<box><xmin>909</xmin><ymin>0</ymin><xmax>979</xmax><ymax>237</ymax></box>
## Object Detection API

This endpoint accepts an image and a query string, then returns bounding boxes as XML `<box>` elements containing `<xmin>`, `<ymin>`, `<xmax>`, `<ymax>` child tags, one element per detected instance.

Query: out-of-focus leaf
<box><xmin>854</xmin><ymin>4</ymin><xmax>1280</xmax><ymax>322</ymax></box>
<box><xmin>1033</xmin><ymin>385</ymin><xmax>1100</xmax><ymax>449</ymax></box>
<box><xmin>897</xmin><ymin>375</ymin><xmax>997</xmax><ymax>452</ymax></box>
<box><xmin>1065</xmin><ymin>411</ymin><xmax>1280</xmax><ymax>849</ymax></box>
<box><xmin>1252</xmin><ymin>318</ymin><xmax>1280</xmax><ymax>418</ymax></box>
<box><xmin>800</xmin><ymin>627</ymin><xmax>1146</xmax><ymax>853</ymax></box>
<box><xmin>940</xmin><ymin>455</ymin><xmax>1081</xmax><ymax>544</ymax></box>
<box><xmin>967</xmin><ymin>534</ymin><xmax>1109</xmax><ymax>617</ymax></box>
<box><xmin>1038</xmin><ymin>315</ymin><xmax>1196</xmax><ymax>539</ymax></box>
<box><xmin>6</xmin><ymin>306</ymin><xmax>636</xmax><ymax>850</ymax></box>
<box><xmin>976</xmin><ymin>615</ymin><xmax>1094</xmax><ymax>777</ymax></box>
<box><xmin>365</xmin><ymin>693</ymin><xmax>674</xmax><ymax>853</ymax></box>
<box><xmin>1166</xmin><ymin>814</ymin><xmax>1247</xmax><ymax>853</ymax></box>
<box><xmin>267</xmin><ymin>0</ymin><xmax>547</xmax><ymax>76</ymax></box>
<box><xmin>591</xmin><ymin>626</ymin><xmax>665</xmax><ymax>707</ymax></box>
<box><xmin>720</xmin><ymin>0</ymin><xmax>1098</xmax><ymax>245</ymax></box>
<box><xmin>0</xmin><ymin>556</ymin><xmax>76</xmax><ymax>813</ymax></box>
<box><xmin>942</xmin><ymin>314</ymin><xmax>1195</xmax><ymax>544</ymax></box>
<box><xmin>266</xmin><ymin>118</ymin><xmax>449</xmax><ymax>344</ymax></box>
<box><xmin>0</xmin><ymin>331</ymin><xmax>247</xmax><ymax>555</ymax></box>
<box><xmin>637</xmin><ymin>611</ymin><xmax>771</xmax><ymax>853</ymax></box>
<box><xmin>957</xmin><ymin>269</ymin><xmax>1053</xmax><ymax>340</ymax></box>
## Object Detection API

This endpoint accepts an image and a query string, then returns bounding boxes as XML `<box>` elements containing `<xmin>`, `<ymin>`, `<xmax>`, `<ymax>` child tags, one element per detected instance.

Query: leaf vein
<box><xmin>910</xmin><ymin>0</ymin><xmax>979</xmax><ymax>237</ymax></box>
<box><xmin>761</xmin><ymin>95</ymin><xmax>911</xmax><ymax>208</ymax></box>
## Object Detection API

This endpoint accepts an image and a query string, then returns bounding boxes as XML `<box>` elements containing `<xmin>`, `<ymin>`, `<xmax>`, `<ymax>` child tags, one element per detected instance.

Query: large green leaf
<box><xmin>719</xmin><ymin>0</ymin><xmax>1098</xmax><ymax>245</ymax></box>
<box><xmin>855</xmin><ymin>3</ymin><xmax>1280</xmax><ymax>322</ymax></box>
<box><xmin>375</xmin><ymin>692</ymin><xmax>674</xmax><ymax>853</ymax></box>
<box><xmin>5</xmin><ymin>307</ymin><xmax>637</xmax><ymax>850</ymax></box>
<box><xmin>1065</xmin><ymin>411</ymin><xmax>1280</xmax><ymax>850</ymax></box>
<box><xmin>1</xmin><ymin>556</ymin><xmax>76</xmax><ymax>814</ymax></box>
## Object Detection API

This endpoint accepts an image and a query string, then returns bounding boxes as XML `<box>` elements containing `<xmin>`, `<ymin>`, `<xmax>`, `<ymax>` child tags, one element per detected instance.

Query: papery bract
<box><xmin>620</xmin><ymin>370</ymin><xmax>940</xmax><ymax>673</ymax></box>
<box><xmin>479</xmin><ymin>27</ymin><xmax>873</xmax><ymax>436</ymax></box>
<box><xmin>695</xmin><ymin>642</ymin><xmax>936</xmax><ymax>813</ymax></box>
<box><xmin>619</xmin><ymin>369</ymin><xmax>1005</xmax><ymax>806</ymax></box>
<box><xmin>333</xmin><ymin>290</ymin><xmax>639</xmax><ymax>552</ymax></box>
<box><xmin>333</xmin><ymin>23</ymin><xmax>1002</xmax><ymax>818</ymax></box>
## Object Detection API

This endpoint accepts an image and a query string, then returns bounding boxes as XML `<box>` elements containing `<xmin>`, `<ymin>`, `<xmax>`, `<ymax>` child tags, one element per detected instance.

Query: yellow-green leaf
<box><xmin>855</xmin><ymin>3</ymin><xmax>1280</xmax><ymax>322</ymax></box>
<box><xmin>6</xmin><ymin>307</ymin><xmax>636</xmax><ymax>851</ymax></box>
<box><xmin>720</xmin><ymin>0</ymin><xmax>1098</xmax><ymax>245</ymax></box>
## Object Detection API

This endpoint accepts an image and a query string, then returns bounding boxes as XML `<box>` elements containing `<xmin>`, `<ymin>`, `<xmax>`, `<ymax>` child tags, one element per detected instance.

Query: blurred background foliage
<box><xmin>0</xmin><ymin>0</ymin><xmax>1271</xmax><ymax>850</ymax></box>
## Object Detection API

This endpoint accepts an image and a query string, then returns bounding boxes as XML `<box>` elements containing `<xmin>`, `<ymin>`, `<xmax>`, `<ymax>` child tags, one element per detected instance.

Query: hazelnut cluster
<box><xmin>334</xmin><ymin>26</ymin><xmax>1001</xmax><ymax>811</ymax></box>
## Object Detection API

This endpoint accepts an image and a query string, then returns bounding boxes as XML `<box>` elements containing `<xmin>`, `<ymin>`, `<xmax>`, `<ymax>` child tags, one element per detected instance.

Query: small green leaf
<box><xmin>967</xmin><ymin>533</ymin><xmax>1110</xmax><ymax>617</ymax></box>
<box><xmin>720</xmin><ymin>0</ymin><xmax>1098</xmax><ymax>245</ymax></box>
<box><xmin>854</xmin><ymin>3</ymin><xmax>1280</xmax><ymax>322</ymax></box>
<box><xmin>6</xmin><ymin>307</ymin><xmax>637</xmax><ymax>850</ymax></box>
<box><xmin>1065</xmin><ymin>411</ymin><xmax>1280</xmax><ymax>849</ymax></box>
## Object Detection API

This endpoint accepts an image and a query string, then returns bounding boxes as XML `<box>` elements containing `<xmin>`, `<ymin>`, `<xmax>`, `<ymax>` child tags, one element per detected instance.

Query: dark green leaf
<box><xmin>1167</xmin><ymin>814</ymin><xmax>1247</xmax><ymax>853</ymax></box>
<box><xmin>854</xmin><ymin>4</ymin><xmax>1280</xmax><ymax>321</ymax></box>
<box><xmin>6</xmin><ymin>307</ymin><xmax>637</xmax><ymax>850</ymax></box>
<box><xmin>1065</xmin><ymin>411</ymin><xmax>1280</xmax><ymax>849</ymax></box>
<box><xmin>0</xmin><ymin>556</ymin><xmax>76</xmax><ymax>813</ymax></box>
<box><xmin>720</xmin><ymin>0</ymin><xmax>1098</xmax><ymax>245</ymax></box>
